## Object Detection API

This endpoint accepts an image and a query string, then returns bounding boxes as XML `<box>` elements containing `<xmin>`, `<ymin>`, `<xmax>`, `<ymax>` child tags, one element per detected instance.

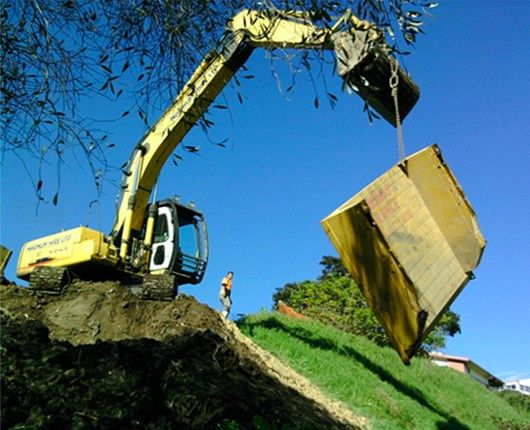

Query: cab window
<box><xmin>153</xmin><ymin>213</ymin><xmax>169</xmax><ymax>243</ymax></box>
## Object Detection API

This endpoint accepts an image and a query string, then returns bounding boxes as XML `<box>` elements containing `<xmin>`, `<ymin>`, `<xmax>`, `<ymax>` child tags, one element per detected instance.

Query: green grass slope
<box><xmin>238</xmin><ymin>312</ymin><xmax>529</xmax><ymax>430</ymax></box>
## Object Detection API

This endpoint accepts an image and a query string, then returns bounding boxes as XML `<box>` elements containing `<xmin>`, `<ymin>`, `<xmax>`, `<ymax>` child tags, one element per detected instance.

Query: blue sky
<box><xmin>1</xmin><ymin>1</ymin><xmax>529</xmax><ymax>381</ymax></box>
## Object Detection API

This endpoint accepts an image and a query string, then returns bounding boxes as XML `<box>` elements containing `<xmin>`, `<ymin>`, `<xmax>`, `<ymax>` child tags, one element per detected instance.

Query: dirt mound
<box><xmin>1</xmin><ymin>282</ymin><xmax>365</xmax><ymax>429</ymax></box>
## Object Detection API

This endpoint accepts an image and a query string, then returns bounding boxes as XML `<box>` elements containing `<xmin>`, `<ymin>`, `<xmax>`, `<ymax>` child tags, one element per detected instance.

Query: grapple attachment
<box><xmin>321</xmin><ymin>145</ymin><xmax>485</xmax><ymax>364</ymax></box>
<box><xmin>333</xmin><ymin>31</ymin><xmax>420</xmax><ymax>127</ymax></box>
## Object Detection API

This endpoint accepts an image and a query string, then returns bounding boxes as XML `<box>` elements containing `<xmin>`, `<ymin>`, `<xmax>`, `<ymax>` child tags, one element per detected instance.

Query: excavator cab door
<box><xmin>174</xmin><ymin>206</ymin><xmax>208</xmax><ymax>284</ymax></box>
<box><xmin>149</xmin><ymin>206</ymin><xmax>175</xmax><ymax>272</ymax></box>
<box><xmin>149</xmin><ymin>200</ymin><xmax>208</xmax><ymax>285</ymax></box>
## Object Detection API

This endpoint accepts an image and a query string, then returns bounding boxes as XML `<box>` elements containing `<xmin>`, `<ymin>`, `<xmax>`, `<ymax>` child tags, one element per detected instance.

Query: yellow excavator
<box><xmin>16</xmin><ymin>9</ymin><xmax>419</xmax><ymax>300</ymax></box>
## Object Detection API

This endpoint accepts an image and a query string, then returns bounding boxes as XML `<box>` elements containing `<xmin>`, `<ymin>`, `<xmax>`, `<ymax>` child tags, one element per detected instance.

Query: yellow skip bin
<box><xmin>321</xmin><ymin>145</ymin><xmax>485</xmax><ymax>364</ymax></box>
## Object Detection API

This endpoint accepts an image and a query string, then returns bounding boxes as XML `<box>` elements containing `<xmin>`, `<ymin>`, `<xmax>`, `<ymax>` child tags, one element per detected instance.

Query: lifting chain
<box><xmin>389</xmin><ymin>57</ymin><xmax>406</xmax><ymax>162</ymax></box>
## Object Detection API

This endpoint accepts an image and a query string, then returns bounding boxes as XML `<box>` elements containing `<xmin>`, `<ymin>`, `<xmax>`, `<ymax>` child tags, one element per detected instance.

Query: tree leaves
<box><xmin>100</xmin><ymin>64</ymin><xmax>112</xmax><ymax>74</ymax></box>
<box><xmin>273</xmin><ymin>255</ymin><xmax>461</xmax><ymax>351</ymax></box>
<box><xmin>137</xmin><ymin>108</ymin><xmax>148</xmax><ymax>126</ymax></box>
<box><xmin>2</xmin><ymin>0</ymin><xmax>433</xmax><ymax>207</ymax></box>
<box><xmin>184</xmin><ymin>145</ymin><xmax>200</xmax><ymax>153</ymax></box>
<box><xmin>171</xmin><ymin>154</ymin><xmax>183</xmax><ymax>166</ymax></box>
<box><xmin>327</xmin><ymin>92</ymin><xmax>338</xmax><ymax>108</ymax></box>
<box><xmin>363</xmin><ymin>101</ymin><xmax>381</xmax><ymax>123</ymax></box>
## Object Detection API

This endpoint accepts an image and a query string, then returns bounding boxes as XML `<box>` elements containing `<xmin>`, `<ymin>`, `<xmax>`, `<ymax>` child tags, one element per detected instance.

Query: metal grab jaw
<box><xmin>333</xmin><ymin>31</ymin><xmax>420</xmax><ymax>127</ymax></box>
<box><xmin>322</xmin><ymin>145</ymin><xmax>486</xmax><ymax>364</ymax></box>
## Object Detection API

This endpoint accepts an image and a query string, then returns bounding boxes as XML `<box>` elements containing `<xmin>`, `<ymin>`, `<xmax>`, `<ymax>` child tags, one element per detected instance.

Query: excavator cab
<box><xmin>148</xmin><ymin>199</ymin><xmax>208</xmax><ymax>285</ymax></box>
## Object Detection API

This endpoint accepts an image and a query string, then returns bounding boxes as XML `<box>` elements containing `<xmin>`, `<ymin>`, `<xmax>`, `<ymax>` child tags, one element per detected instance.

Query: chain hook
<box><xmin>390</xmin><ymin>57</ymin><xmax>405</xmax><ymax>162</ymax></box>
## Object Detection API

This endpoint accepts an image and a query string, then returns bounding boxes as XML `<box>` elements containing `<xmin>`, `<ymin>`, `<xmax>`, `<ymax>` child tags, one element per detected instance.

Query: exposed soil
<box><xmin>0</xmin><ymin>281</ymin><xmax>366</xmax><ymax>429</ymax></box>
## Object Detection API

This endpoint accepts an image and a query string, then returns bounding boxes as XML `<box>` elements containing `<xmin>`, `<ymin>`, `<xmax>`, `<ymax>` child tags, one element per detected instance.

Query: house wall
<box><xmin>430</xmin><ymin>354</ymin><xmax>503</xmax><ymax>388</ymax></box>
<box><xmin>448</xmin><ymin>361</ymin><xmax>467</xmax><ymax>374</ymax></box>
<box><xmin>504</xmin><ymin>379</ymin><xmax>530</xmax><ymax>395</ymax></box>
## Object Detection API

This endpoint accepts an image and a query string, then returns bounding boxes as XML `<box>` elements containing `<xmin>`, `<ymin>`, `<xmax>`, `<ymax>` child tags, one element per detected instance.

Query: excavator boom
<box><xmin>110</xmin><ymin>9</ymin><xmax>420</xmax><ymax>261</ymax></box>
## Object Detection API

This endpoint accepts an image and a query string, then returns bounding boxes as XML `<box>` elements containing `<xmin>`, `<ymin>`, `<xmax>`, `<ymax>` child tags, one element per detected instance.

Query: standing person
<box><xmin>219</xmin><ymin>271</ymin><xmax>234</xmax><ymax>318</ymax></box>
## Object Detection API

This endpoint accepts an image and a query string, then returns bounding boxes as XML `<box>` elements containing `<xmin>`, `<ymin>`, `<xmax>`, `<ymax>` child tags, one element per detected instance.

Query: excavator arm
<box><xmin>111</xmin><ymin>8</ymin><xmax>420</xmax><ymax>263</ymax></box>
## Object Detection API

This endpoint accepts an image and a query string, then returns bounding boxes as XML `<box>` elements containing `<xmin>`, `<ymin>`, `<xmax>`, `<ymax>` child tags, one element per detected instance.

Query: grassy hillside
<box><xmin>239</xmin><ymin>312</ymin><xmax>529</xmax><ymax>430</ymax></box>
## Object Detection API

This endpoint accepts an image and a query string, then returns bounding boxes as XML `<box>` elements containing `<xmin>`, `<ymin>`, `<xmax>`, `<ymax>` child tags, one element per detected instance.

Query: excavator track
<box><xmin>139</xmin><ymin>274</ymin><xmax>177</xmax><ymax>301</ymax></box>
<box><xmin>29</xmin><ymin>266</ymin><xmax>70</xmax><ymax>295</ymax></box>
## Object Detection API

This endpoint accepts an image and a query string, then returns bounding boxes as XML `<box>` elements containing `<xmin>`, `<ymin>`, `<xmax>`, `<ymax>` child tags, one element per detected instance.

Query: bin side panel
<box><xmin>407</xmin><ymin>145</ymin><xmax>486</xmax><ymax>272</ymax></box>
<box><xmin>363</xmin><ymin>161</ymin><xmax>467</xmax><ymax>332</ymax></box>
<box><xmin>322</xmin><ymin>199</ymin><xmax>421</xmax><ymax>364</ymax></box>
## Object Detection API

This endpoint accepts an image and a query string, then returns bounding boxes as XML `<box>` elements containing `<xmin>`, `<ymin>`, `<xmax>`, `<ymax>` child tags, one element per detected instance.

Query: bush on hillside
<box><xmin>497</xmin><ymin>390</ymin><xmax>530</xmax><ymax>414</ymax></box>
<box><xmin>272</xmin><ymin>256</ymin><xmax>461</xmax><ymax>351</ymax></box>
